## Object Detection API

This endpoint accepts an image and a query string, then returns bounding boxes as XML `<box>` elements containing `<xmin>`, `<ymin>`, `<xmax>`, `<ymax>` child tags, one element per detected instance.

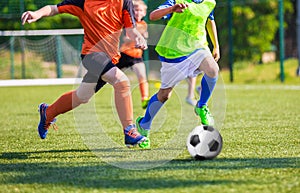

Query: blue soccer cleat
<box><xmin>124</xmin><ymin>124</ymin><xmax>147</xmax><ymax>147</ymax></box>
<box><xmin>38</xmin><ymin>103</ymin><xmax>57</xmax><ymax>139</ymax></box>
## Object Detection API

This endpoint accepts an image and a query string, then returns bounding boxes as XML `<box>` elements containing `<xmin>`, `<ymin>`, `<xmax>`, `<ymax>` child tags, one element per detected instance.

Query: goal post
<box><xmin>0</xmin><ymin>27</ymin><xmax>162</xmax><ymax>82</ymax></box>
<box><xmin>0</xmin><ymin>29</ymin><xmax>84</xmax><ymax>79</ymax></box>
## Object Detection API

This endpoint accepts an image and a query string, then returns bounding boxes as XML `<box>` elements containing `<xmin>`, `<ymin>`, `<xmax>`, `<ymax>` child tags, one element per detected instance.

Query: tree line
<box><xmin>0</xmin><ymin>0</ymin><xmax>296</xmax><ymax>67</ymax></box>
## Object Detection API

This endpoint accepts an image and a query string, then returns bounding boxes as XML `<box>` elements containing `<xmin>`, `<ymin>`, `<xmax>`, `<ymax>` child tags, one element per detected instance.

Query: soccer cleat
<box><xmin>38</xmin><ymin>103</ymin><xmax>57</xmax><ymax>139</ymax></box>
<box><xmin>194</xmin><ymin>105</ymin><xmax>214</xmax><ymax>126</ymax></box>
<box><xmin>136</xmin><ymin>116</ymin><xmax>151</xmax><ymax>149</ymax></box>
<box><xmin>185</xmin><ymin>97</ymin><xmax>197</xmax><ymax>106</ymax></box>
<box><xmin>124</xmin><ymin>124</ymin><xmax>147</xmax><ymax>147</ymax></box>
<box><xmin>141</xmin><ymin>98</ymin><xmax>150</xmax><ymax>109</ymax></box>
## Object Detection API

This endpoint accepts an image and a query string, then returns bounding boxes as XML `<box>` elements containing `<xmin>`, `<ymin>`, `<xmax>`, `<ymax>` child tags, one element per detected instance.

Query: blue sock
<box><xmin>197</xmin><ymin>74</ymin><xmax>218</xmax><ymax>108</ymax></box>
<box><xmin>140</xmin><ymin>93</ymin><xmax>164</xmax><ymax>130</ymax></box>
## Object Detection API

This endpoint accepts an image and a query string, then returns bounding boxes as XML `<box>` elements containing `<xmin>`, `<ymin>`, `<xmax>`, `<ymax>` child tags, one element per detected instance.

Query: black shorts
<box><xmin>81</xmin><ymin>52</ymin><xmax>115</xmax><ymax>92</ymax></box>
<box><xmin>117</xmin><ymin>52</ymin><xmax>143</xmax><ymax>69</ymax></box>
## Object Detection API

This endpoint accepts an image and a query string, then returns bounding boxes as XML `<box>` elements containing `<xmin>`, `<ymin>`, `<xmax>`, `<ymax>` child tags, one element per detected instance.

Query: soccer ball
<box><xmin>186</xmin><ymin>125</ymin><xmax>223</xmax><ymax>160</ymax></box>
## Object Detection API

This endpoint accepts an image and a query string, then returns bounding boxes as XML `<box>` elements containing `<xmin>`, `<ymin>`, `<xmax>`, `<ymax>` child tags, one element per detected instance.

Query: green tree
<box><xmin>216</xmin><ymin>0</ymin><xmax>294</xmax><ymax>66</ymax></box>
<box><xmin>0</xmin><ymin>0</ymin><xmax>81</xmax><ymax>30</ymax></box>
<box><xmin>0</xmin><ymin>0</ymin><xmax>295</xmax><ymax>67</ymax></box>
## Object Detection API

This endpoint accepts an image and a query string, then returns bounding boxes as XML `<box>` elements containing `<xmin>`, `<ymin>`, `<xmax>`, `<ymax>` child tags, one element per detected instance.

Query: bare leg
<box><xmin>185</xmin><ymin>77</ymin><xmax>197</xmax><ymax>106</ymax></box>
<box><xmin>132</xmin><ymin>62</ymin><xmax>149</xmax><ymax>101</ymax></box>
<box><xmin>101</xmin><ymin>67</ymin><xmax>133</xmax><ymax>129</ymax></box>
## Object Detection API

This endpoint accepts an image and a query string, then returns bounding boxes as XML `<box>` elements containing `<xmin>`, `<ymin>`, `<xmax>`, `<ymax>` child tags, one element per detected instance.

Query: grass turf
<box><xmin>0</xmin><ymin>83</ymin><xmax>299</xmax><ymax>193</ymax></box>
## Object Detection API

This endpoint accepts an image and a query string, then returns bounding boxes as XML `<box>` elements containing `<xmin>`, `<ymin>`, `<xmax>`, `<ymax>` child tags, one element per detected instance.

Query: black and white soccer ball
<box><xmin>186</xmin><ymin>125</ymin><xmax>223</xmax><ymax>160</ymax></box>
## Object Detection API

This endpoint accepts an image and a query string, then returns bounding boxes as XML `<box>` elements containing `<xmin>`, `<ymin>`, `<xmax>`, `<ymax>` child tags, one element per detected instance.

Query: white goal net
<box><xmin>0</xmin><ymin>29</ymin><xmax>84</xmax><ymax>80</ymax></box>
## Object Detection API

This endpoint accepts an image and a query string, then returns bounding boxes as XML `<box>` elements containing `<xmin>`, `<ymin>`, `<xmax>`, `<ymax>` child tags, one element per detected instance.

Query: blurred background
<box><xmin>0</xmin><ymin>0</ymin><xmax>299</xmax><ymax>84</ymax></box>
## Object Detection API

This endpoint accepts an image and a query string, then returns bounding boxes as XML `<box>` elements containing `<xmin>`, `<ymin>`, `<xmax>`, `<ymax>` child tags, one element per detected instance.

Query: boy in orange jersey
<box><xmin>118</xmin><ymin>0</ymin><xmax>150</xmax><ymax>109</ymax></box>
<box><xmin>21</xmin><ymin>0</ymin><xmax>148</xmax><ymax>147</ymax></box>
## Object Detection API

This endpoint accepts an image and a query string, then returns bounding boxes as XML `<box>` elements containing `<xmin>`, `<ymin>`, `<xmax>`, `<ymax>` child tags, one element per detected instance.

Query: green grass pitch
<box><xmin>0</xmin><ymin>82</ymin><xmax>299</xmax><ymax>193</ymax></box>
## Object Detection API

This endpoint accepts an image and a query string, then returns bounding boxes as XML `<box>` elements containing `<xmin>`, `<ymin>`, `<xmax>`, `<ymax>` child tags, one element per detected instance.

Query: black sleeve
<box><xmin>57</xmin><ymin>0</ymin><xmax>85</xmax><ymax>10</ymax></box>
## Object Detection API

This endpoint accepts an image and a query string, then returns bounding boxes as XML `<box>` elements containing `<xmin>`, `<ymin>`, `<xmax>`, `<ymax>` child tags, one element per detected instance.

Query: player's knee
<box><xmin>207</xmin><ymin>65</ymin><xmax>219</xmax><ymax>78</ymax></box>
<box><xmin>113</xmin><ymin>79</ymin><xmax>131</xmax><ymax>92</ymax></box>
<box><xmin>138</xmin><ymin>74</ymin><xmax>147</xmax><ymax>81</ymax></box>
<box><xmin>117</xmin><ymin>73</ymin><xmax>129</xmax><ymax>83</ymax></box>
<box><xmin>204</xmin><ymin>57</ymin><xmax>219</xmax><ymax>78</ymax></box>
<box><xmin>75</xmin><ymin>89</ymin><xmax>94</xmax><ymax>104</ymax></box>
<box><xmin>205</xmin><ymin>60</ymin><xmax>219</xmax><ymax>78</ymax></box>
<box><xmin>139</xmin><ymin>78</ymin><xmax>147</xmax><ymax>85</ymax></box>
<box><xmin>110</xmin><ymin>69</ymin><xmax>130</xmax><ymax>85</ymax></box>
<box><xmin>76</xmin><ymin>94</ymin><xmax>91</xmax><ymax>104</ymax></box>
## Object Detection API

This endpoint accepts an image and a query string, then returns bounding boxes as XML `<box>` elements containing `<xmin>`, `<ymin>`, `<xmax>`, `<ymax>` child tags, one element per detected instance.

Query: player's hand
<box><xmin>135</xmin><ymin>35</ymin><xmax>148</xmax><ymax>50</ymax></box>
<box><xmin>126</xmin><ymin>28</ymin><xmax>148</xmax><ymax>50</ymax></box>
<box><xmin>212</xmin><ymin>47</ymin><xmax>220</xmax><ymax>62</ymax></box>
<box><xmin>21</xmin><ymin>11</ymin><xmax>41</xmax><ymax>25</ymax></box>
<box><xmin>172</xmin><ymin>3</ymin><xmax>189</xmax><ymax>13</ymax></box>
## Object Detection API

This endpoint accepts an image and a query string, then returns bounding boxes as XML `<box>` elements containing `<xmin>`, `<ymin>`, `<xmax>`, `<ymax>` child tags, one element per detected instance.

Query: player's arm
<box><xmin>142</xmin><ymin>24</ymin><xmax>149</xmax><ymax>39</ymax></box>
<box><xmin>126</xmin><ymin>28</ymin><xmax>148</xmax><ymax>50</ymax></box>
<box><xmin>149</xmin><ymin>3</ymin><xmax>188</xmax><ymax>21</ymax></box>
<box><xmin>21</xmin><ymin>5</ymin><xmax>59</xmax><ymax>25</ymax></box>
<box><xmin>123</xmin><ymin>0</ymin><xmax>147</xmax><ymax>50</ymax></box>
<box><xmin>206</xmin><ymin>19</ymin><xmax>220</xmax><ymax>62</ymax></box>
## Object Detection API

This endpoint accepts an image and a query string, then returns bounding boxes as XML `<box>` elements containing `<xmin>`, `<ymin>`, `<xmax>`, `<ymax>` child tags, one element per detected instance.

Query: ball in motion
<box><xmin>186</xmin><ymin>125</ymin><xmax>223</xmax><ymax>160</ymax></box>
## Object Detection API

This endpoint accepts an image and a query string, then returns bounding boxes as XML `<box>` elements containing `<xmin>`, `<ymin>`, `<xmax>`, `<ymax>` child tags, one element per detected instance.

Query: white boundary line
<box><xmin>0</xmin><ymin>78</ymin><xmax>81</xmax><ymax>87</ymax></box>
<box><xmin>0</xmin><ymin>78</ymin><xmax>299</xmax><ymax>90</ymax></box>
<box><xmin>224</xmin><ymin>84</ymin><xmax>300</xmax><ymax>90</ymax></box>
<box><xmin>0</xmin><ymin>29</ymin><xmax>84</xmax><ymax>36</ymax></box>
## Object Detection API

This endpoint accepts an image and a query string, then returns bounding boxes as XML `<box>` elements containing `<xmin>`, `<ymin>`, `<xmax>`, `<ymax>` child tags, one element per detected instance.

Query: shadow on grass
<box><xmin>169</xmin><ymin>157</ymin><xmax>299</xmax><ymax>170</ymax></box>
<box><xmin>1</xmin><ymin>149</ymin><xmax>94</xmax><ymax>160</ymax></box>
<box><xmin>0</xmin><ymin>149</ymin><xmax>299</xmax><ymax>189</ymax></box>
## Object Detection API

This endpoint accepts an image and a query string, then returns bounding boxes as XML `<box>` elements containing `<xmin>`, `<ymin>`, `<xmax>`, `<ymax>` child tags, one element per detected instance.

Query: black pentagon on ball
<box><xmin>208</xmin><ymin>139</ymin><xmax>219</xmax><ymax>152</ymax></box>
<box><xmin>203</xmin><ymin>125</ymin><xmax>215</xmax><ymax>132</ymax></box>
<box><xmin>190</xmin><ymin>134</ymin><xmax>200</xmax><ymax>147</ymax></box>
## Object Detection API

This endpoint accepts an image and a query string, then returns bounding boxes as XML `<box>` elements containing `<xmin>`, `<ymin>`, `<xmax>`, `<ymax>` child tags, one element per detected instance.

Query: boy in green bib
<box><xmin>137</xmin><ymin>0</ymin><xmax>220</xmax><ymax>148</ymax></box>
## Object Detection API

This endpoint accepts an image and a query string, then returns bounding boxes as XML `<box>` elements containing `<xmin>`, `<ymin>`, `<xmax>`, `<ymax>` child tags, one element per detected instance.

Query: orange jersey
<box><xmin>120</xmin><ymin>20</ymin><xmax>147</xmax><ymax>58</ymax></box>
<box><xmin>57</xmin><ymin>0</ymin><xmax>135</xmax><ymax>64</ymax></box>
